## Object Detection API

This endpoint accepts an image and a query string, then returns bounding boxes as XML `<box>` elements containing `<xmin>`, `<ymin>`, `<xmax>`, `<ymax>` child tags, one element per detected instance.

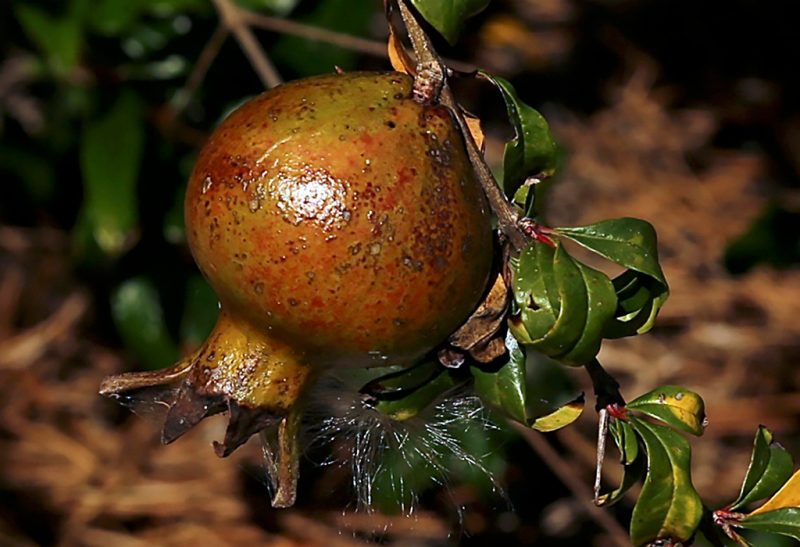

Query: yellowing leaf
<box><xmin>530</xmin><ymin>393</ymin><xmax>584</xmax><ymax>432</ymax></box>
<box><xmin>627</xmin><ymin>385</ymin><xmax>706</xmax><ymax>436</ymax></box>
<box><xmin>464</xmin><ymin>113</ymin><xmax>485</xmax><ymax>151</ymax></box>
<box><xmin>749</xmin><ymin>469</ymin><xmax>800</xmax><ymax>516</ymax></box>
<box><xmin>387</xmin><ymin>26</ymin><xmax>415</xmax><ymax>75</ymax></box>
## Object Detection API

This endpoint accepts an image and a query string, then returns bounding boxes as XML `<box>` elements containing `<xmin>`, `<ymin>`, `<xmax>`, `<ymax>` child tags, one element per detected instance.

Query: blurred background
<box><xmin>2</xmin><ymin>0</ymin><xmax>800</xmax><ymax>545</ymax></box>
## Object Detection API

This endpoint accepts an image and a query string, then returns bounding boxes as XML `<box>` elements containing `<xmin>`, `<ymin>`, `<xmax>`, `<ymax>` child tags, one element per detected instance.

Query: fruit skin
<box><xmin>100</xmin><ymin>71</ymin><xmax>493</xmax><ymax>467</ymax></box>
<box><xmin>185</xmin><ymin>71</ymin><xmax>493</xmax><ymax>371</ymax></box>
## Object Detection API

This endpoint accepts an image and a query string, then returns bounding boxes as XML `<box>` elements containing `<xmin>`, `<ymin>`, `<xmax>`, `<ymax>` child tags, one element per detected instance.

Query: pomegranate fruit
<box><xmin>101</xmin><ymin>71</ymin><xmax>493</xmax><ymax>501</ymax></box>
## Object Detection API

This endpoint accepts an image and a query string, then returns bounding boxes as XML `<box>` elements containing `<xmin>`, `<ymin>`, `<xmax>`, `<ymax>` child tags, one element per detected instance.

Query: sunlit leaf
<box><xmin>509</xmin><ymin>242</ymin><xmax>617</xmax><ymax>366</ymax></box>
<box><xmin>80</xmin><ymin>91</ymin><xmax>144</xmax><ymax>255</ymax></box>
<box><xmin>555</xmin><ymin>218</ymin><xmax>669</xmax><ymax>336</ymax></box>
<box><xmin>748</xmin><ymin>469</ymin><xmax>800</xmax><ymax>517</ymax></box>
<box><xmin>112</xmin><ymin>278</ymin><xmax>180</xmax><ymax>370</ymax></box>
<box><xmin>554</xmin><ymin>218</ymin><xmax>666</xmax><ymax>284</ymax></box>
<box><xmin>737</xmin><ymin>508</ymin><xmax>800</xmax><ymax>541</ymax></box>
<box><xmin>731</xmin><ymin>427</ymin><xmax>795</xmax><ymax>511</ymax></box>
<box><xmin>627</xmin><ymin>386</ymin><xmax>706</xmax><ymax>436</ymax></box>
<box><xmin>629</xmin><ymin>417</ymin><xmax>703</xmax><ymax>546</ymax></box>
<box><xmin>530</xmin><ymin>393</ymin><xmax>584</xmax><ymax>432</ymax></box>
<box><xmin>472</xmin><ymin>332</ymin><xmax>527</xmax><ymax>423</ymax></box>
<box><xmin>479</xmin><ymin>72</ymin><xmax>558</xmax><ymax>200</ymax></box>
<box><xmin>409</xmin><ymin>0</ymin><xmax>491</xmax><ymax>44</ymax></box>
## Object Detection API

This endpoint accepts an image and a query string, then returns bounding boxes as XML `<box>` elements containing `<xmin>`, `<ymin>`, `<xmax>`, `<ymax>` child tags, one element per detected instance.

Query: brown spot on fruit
<box><xmin>105</xmin><ymin>71</ymin><xmax>493</xmax><ymax>480</ymax></box>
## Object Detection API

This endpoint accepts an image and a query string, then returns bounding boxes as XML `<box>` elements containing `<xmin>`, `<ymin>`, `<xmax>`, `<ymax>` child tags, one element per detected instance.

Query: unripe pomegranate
<box><xmin>101</xmin><ymin>71</ymin><xmax>493</xmax><ymax>489</ymax></box>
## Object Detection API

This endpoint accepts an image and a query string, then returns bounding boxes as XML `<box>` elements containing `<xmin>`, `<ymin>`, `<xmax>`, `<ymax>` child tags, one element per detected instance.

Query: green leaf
<box><xmin>555</xmin><ymin>218</ymin><xmax>669</xmax><ymax>336</ymax></box>
<box><xmin>748</xmin><ymin>469</ymin><xmax>800</xmax><ymax>517</ymax></box>
<box><xmin>372</xmin><ymin>365</ymin><xmax>458</xmax><ymax>421</ymax></box>
<box><xmin>610</xmin><ymin>418</ymin><xmax>639</xmax><ymax>465</ymax></box>
<box><xmin>480</xmin><ymin>72</ymin><xmax>558</xmax><ymax>200</ymax></box>
<box><xmin>472</xmin><ymin>332</ymin><xmax>528</xmax><ymax>423</ymax></box>
<box><xmin>598</xmin><ymin>419</ymin><xmax>644</xmax><ymax>508</ymax></box>
<box><xmin>627</xmin><ymin>386</ymin><xmax>706</xmax><ymax>436</ymax></box>
<box><xmin>604</xmin><ymin>269</ymin><xmax>668</xmax><ymax>338</ymax></box>
<box><xmin>112</xmin><ymin>278</ymin><xmax>180</xmax><ymax>370</ymax></box>
<box><xmin>180</xmin><ymin>275</ymin><xmax>219</xmax><ymax>348</ymax></box>
<box><xmin>554</xmin><ymin>218</ymin><xmax>666</xmax><ymax>284</ymax></box>
<box><xmin>737</xmin><ymin>508</ymin><xmax>800</xmax><ymax>541</ymax></box>
<box><xmin>409</xmin><ymin>0</ymin><xmax>490</xmax><ymax>45</ymax></box>
<box><xmin>15</xmin><ymin>1</ymin><xmax>85</xmax><ymax>77</ymax></box>
<box><xmin>362</xmin><ymin>360</ymin><xmax>444</xmax><ymax>402</ymax></box>
<box><xmin>629</xmin><ymin>417</ymin><xmax>703</xmax><ymax>546</ymax></box>
<box><xmin>598</xmin><ymin>420</ymin><xmax>645</xmax><ymax>508</ymax></box>
<box><xmin>530</xmin><ymin>393</ymin><xmax>584</xmax><ymax>432</ymax></box>
<box><xmin>731</xmin><ymin>427</ymin><xmax>795</xmax><ymax>511</ymax></box>
<box><xmin>79</xmin><ymin>91</ymin><xmax>144</xmax><ymax>255</ymax></box>
<box><xmin>509</xmin><ymin>242</ymin><xmax>617</xmax><ymax>366</ymax></box>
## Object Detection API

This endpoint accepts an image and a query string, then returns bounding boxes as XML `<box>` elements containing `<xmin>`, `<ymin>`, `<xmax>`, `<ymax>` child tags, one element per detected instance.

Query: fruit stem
<box><xmin>395</xmin><ymin>0</ymin><xmax>530</xmax><ymax>252</ymax></box>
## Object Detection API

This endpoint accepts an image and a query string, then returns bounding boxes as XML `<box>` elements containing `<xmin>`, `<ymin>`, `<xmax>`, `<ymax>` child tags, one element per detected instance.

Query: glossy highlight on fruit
<box><xmin>100</xmin><ymin>71</ymin><xmax>493</xmax><ymax>491</ymax></box>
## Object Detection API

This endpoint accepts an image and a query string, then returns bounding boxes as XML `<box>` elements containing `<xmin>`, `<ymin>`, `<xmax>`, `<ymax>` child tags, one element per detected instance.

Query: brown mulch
<box><xmin>2</xmin><ymin>46</ymin><xmax>800</xmax><ymax>547</ymax></box>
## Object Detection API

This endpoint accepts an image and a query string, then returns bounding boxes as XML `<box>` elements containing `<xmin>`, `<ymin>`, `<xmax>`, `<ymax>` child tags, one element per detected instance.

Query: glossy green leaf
<box><xmin>555</xmin><ymin>218</ymin><xmax>668</xmax><ymax>336</ymax></box>
<box><xmin>604</xmin><ymin>269</ymin><xmax>668</xmax><ymax>338</ymax></box>
<box><xmin>112</xmin><ymin>278</ymin><xmax>180</xmax><ymax>370</ymax></box>
<box><xmin>627</xmin><ymin>385</ymin><xmax>706</xmax><ymax>436</ymax></box>
<box><xmin>629</xmin><ymin>417</ymin><xmax>703</xmax><ymax>546</ymax></box>
<box><xmin>509</xmin><ymin>242</ymin><xmax>617</xmax><ymax>366</ymax></box>
<box><xmin>560</xmin><ymin>260</ymin><xmax>617</xmax><ymax>363</ymax></box>
<box><xmin>480</xmin><ymin>72</ymin><xmax>558</xmax><ymax>200</ymax></box>
<box><xmin>597</xmin><ymin>421</ymin><xmax>645</xmax><ymax>508</ymax></box>
<box><xmin>748</xmin><ymin>469</ymin><xmax>800</xmax><ymax>517</ymax></box>
<box><xmin>731</xmin><ymin>427</ymin><xmax>795</xmax><ymax>511</ymax></box>
<box><xmin>555</xmin><ymin>218</ymin><xmax>665</xmax><ymax>282</ymax></box>
<box><xmin>80</xmin><ymin>91</ymin><xmax>144</xmax><ymax>255</ymax></box>
<box><xmin>180</xmin><ymin>275</ymin><xmax>219</xmax><ymax>348</ymax></box>
<box><xmin>530</xmin><ymin>393</ymin><xmax>584</xmax><ymax>432</ymax></box>
<box><xmin>472</xmin><ymin>332</ymin><xmax>528</xmax><ymax>423</ymax></box>
<box><xmin>737</xmin><ymin>508</ymin><xmax>800</xmax><ymax>541</ymax></box>
<box><xmin>610</xmin><ymin>418</ymin><xmax>639</xmax><ymax>465</ymax></box>
<box><xmin>409</xmin><ymin>0</ymin><xmax>490</xmax><ymax>44</ymax></box>
<box><xmin>598</xmin><ymin>419</ymin><xmax>644</xmax><ymax>507</ymax></box>
<box><xmin>15</xmin><ymin>1</ymin><xmax>85</xmax><ymax>77</ymax></box>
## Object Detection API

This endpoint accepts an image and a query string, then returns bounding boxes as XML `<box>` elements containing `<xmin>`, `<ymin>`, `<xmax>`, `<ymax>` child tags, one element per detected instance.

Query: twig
<box><xmin>595</xmin><ymin>407</ymin><xmax>609</xmax><ymax>503</ymax></box>
<box><xmin>169</xmin><ymin>24</ymin><xmax>229</xmax><ymax>118</ymax></box>
<box><xmin>243</xmin><ymin>8</ymin><xmax>476</xmax><ymax>74</ymax></box>
<box><xmin>242</xmin><ymin>11</ymin><xmax>388</xmax><ymax>58</ymax></box>
<box><xmin>395</xmin><ymin>0</ymin><xmax>529</xmax><ymax>251</ymax></box>
<box><xmin>511</xmin><ymin>423</ymin><xmax>632</xmax><ymax>547</ymax></box>
<box><xmin>211</xmin><ymin>0</ymin><xmax>282</xmax><ymax>89</ymax></box>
